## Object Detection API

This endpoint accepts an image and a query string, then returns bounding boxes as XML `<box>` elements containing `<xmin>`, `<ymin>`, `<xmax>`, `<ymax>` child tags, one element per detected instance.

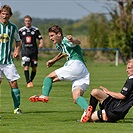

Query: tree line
<box><xmin>11</xmin><ymin>0</ymin><xmax>133</xmax><ymax>60</ymax></box>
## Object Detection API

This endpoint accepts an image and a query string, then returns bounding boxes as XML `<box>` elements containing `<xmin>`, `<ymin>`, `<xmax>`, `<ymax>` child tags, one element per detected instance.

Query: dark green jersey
<box><xmin>56</xmin><ymin>37</ymin><xmax>85</xmax><ymax>63</ymax></box>
<box><xmin>0</xmin><ymin>21</ymin><xmax>20</xmax><ymax>64</ymax></box>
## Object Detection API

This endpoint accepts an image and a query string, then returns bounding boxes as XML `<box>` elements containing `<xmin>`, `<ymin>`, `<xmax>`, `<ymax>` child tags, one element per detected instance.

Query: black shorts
<box><xmin>22</xmin><ymin>54</ymin><xmax>38</xmax><ymax>67</ymax></box>
<box><xmin>99</xmin><ymin>96</ymin><xmax>132</xmax><ymax>122</ymax></box>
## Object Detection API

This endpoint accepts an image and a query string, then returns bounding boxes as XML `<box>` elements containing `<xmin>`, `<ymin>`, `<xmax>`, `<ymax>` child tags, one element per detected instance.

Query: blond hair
<box><xmin>0</xmin><ymin>5</ymin><xmax>13</xmax><ymax>16</ymax></box>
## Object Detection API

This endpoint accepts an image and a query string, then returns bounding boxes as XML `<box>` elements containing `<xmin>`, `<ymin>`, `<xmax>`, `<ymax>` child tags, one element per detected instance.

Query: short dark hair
<box><xmin>48</xmin><ymin>25</ymin><xmax>63</xmax><ymax>36</ymax></box>
<box><xmin>0</xmin><ymin>5</ymin><xmax>13</xmax><ymax>16</ymax></box>
<box><xmin>24</xmin><ymin>15</ymin><xmax>32</xmax><ymax>21</ymax></box>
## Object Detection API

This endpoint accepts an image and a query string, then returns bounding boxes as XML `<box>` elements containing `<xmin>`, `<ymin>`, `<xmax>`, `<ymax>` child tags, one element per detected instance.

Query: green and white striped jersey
<box><xmin>56</xmin><ymin>37</ymin><xmax>85</xmax><ymax>64</ymax></box>
<box><xmin>0</xmin><ymin>21</ymin><xmax>20</xmax><ymax>64</ymax></box>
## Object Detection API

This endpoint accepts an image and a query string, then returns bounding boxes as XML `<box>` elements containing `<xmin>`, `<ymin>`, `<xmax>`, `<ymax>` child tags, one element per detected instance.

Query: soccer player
<box><xmin>29</xmin><ymin>25</ymin><xmax>91</xmax><ymax>120</ymax></box>
<box><xmin>81</xmin><ymin>59</ymin><xmax>133</xmax><ymax>122</ymax></box>
<box><xmin>19</xmin><ymin>15</ymin><xmax>44</xmax><ymax>88</ymax></box>
<box><xmin>0</xmin><ymin>5</ymin><xmax>22</xmax><ymax>114</ymax></box>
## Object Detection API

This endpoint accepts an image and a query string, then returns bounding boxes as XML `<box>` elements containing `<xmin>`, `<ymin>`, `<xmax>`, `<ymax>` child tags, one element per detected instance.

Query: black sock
<box><xmin>30</xmin><ymin>70</ymin><xmax>36</xmax><ymax>82</ymax></box>
<box><xmin>24</xmin><ymin>70</ymin><xmax>30</xmax><ymax>83</ymax></box>
<box><xmin>90</xmin><ymin>95</ymin><xmax>98</xmax><ymax>112</ymax></box>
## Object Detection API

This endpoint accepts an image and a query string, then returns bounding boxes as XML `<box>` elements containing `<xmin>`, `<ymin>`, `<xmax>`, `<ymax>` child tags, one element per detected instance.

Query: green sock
<box><xmin>76</xmin><ymin>96</ymin><xmax>89</xmax><ymax>111</ymax></box>
<box><xmin>11</xmin><ymin>88</ymin><xmax>20</xmax><ymax>109</ymax></box>
<box><xmin>42</xmin><ymin>77</ymin><xmax>52</xmax><ymax>96</ymax></box>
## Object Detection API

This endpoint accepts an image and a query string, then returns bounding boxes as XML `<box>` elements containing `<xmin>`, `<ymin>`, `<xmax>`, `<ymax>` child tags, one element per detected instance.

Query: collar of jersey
<box><xmin>129</xmin><ymin>76</ymin><xmax>133</xmax><ymax>79</ymax></box>
<box><xmin>24</xmin><ymin>26</ymin><xmax>32</xmax><ymax>29</ymax></box>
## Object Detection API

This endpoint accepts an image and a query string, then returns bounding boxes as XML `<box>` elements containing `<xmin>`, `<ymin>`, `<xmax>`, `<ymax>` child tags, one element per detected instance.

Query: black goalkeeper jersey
<box><xmin>102</xmin><ymin>76</ymin><xmax>133</xmax><ymax>122</ymax></box>
<box><xmin>19</xmin><ymin>26</ymin><xmax>43</xmax><ymax>56</ymax></box>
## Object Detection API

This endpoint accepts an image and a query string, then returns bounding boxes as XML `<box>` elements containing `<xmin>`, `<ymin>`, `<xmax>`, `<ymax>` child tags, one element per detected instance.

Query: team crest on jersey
<box><xmin>22</xmin><ymin>31</ymin><xmax>26</xmax><ymax>35</ymax></box>
<box><xmin>0</xmin><ymin>34</ymin><xmax>9</xmax><ymax>43</ymax></box>
<box><xmin>31</xmin><ymin>31</ymin><xmax>35</xmax><ymax>35</ymax></box>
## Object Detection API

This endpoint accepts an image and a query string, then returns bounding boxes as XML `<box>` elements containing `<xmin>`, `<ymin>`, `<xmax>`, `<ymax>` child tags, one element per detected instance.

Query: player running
<box><xmin>29</xmin><ymin>25</ymin><xmax>91</xmax><ymax>121</ymax></box>
<box><xmin>19</xmin><ymin>15</ymin><xmax>44</xmax><ymax>88</ymax></box>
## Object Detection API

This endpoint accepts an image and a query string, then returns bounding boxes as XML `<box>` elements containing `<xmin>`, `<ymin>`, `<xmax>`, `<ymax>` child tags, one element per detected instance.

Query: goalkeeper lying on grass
<box><xmin>81</xmin><ymin>59</ymin><xmax>133</xmax><ymax>122</ymax></box>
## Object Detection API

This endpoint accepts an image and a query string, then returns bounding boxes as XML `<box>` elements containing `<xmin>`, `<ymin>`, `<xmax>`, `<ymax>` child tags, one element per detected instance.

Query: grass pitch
<box><xmin>0</xmin><ymin>54</ymin><xmax>133</xmax><ymax>133</ymax></box>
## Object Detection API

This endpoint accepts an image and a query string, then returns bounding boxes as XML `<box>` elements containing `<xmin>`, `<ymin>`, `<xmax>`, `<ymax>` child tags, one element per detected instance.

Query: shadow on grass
<box><xmin>22</xmin><ymin>110</ymin><xmax>81</xmax><ymax>114</ymax></box>
<box><xmin>118</xmin><ymin>118</ymin><xmax>133</xmax><ymax>123</ymax></box>
<box><xmin>1</xmin><ymin>109</ymin><xmax>81</xmax><ymax>114</ymax></box>
<box><xmin>0</xmin><ymin>110</ymin><xmax>81</xmax><ymax>122</ymax></box>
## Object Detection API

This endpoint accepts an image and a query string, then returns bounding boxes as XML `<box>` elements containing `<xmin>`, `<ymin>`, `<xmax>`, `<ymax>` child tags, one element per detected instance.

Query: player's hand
<box><xmin>66</xmin><ymin>35</ymin><xmax>73</xmax><ymax>42</ymax></box>
<box><xmin>46</xmin><ymin>60</ymin><xmax>54</xmax><ymax>68</ymax></box>
<box><xmin>39</xmin><ymin>43</ymin><xmax>44</xmax><ymax>48</ymax></box>
<box><xmin>13</xmin><ymin>52</ymin><xmax>19</xmax><ymax>60</ymax></box>
<box><xmin>99</xmin><ymin>86</ymin><xmax>109</xmax><ymax>94</ymax></box>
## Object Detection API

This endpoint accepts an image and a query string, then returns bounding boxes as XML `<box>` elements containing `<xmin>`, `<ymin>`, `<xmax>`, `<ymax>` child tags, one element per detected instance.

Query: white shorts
<box><xmin>55</xmin><ymin>60</ymin><xmax>90</xmax><ymax>92</ymax></box>
<box><xmin>0</xmin><ymin>64</ymin><xmax>20</xmax><ymax>82</ymax></box>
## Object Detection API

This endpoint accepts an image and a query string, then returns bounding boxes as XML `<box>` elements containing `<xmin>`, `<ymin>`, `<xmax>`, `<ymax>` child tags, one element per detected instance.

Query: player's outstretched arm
<box><xmin>46</xmin><ymin>52</ymin><xmax>66</xmax><ymax>68</ymax></box>
<box><xmin>100</xmin><ymin>86</ymin><xmax>126</xmax><ymax>99</ymax></box>
<box><xmin>66</xmin><ymin>35</ymin><xmax>80</xmax><ymax>45</ymax></box>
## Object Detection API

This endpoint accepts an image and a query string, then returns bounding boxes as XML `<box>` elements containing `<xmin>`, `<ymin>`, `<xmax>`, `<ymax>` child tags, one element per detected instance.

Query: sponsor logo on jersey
<box><xmin>122</xmin><ymin>87</ymin><xmax>128</xmax><ymax>91</ymax></box>
<box><xmin>0</xmin><ymin>34</ymin><xmax>9</xmax><ymax>43</ymax></box>
<box><xmin>26</xmin><ymin>36</ymin><xmax>31</xmax><ymax>43</ymax></box>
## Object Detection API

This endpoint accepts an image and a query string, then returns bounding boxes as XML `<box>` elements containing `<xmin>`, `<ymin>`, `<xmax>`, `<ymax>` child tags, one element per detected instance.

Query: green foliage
<box><xmin>87</xmin><ymin>14</ymin><xmax>109</xmax><ymax>48</ymax></box>
<box><xmin>19</xmin><ymin>18</ymin><xmax>78</xmax><ymax>35</ymax></box>
<box><xmin>10</xmin><ymin>11</ymin><xmax>23</xmax><ymax>28</ymax></box>
<box><xmin>108</xmin><ymin>30</ymin><xmax>131</xmax><ymax>58</ymax></box>
<box><xmin>107</xmin><ymin>1</ymin><xmax>133</xmax><ymax>59</ymax></box>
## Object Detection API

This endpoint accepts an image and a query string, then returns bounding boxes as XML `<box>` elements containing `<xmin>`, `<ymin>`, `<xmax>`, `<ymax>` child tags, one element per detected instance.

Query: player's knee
<box><xmin>73</xmin><ymin>96</ymin><xmax>79</xmax><ymax>104</ymax></box>
<box><xmin>72</xmin><ymin>89</ymin><xmax>81</xmax><ymax>104</ymax></box>
<box><xmin>91</xmin><ymin>89</ymin><xmax>99</xmax><ymax>97</ymax></box>
<box><xmin>73</xmin><ymin>99</ymin><xmax>76</xmax><ymax>104</ymax></box>
<box><xmin>24</xmin><ymin>66</ymin><xmax>29</xmax><ymax>70</ymax></box>
<box><xmin>10</xmin><ymin>80</ymin><xmax>18</xmax><ymax>88</ymax></box>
